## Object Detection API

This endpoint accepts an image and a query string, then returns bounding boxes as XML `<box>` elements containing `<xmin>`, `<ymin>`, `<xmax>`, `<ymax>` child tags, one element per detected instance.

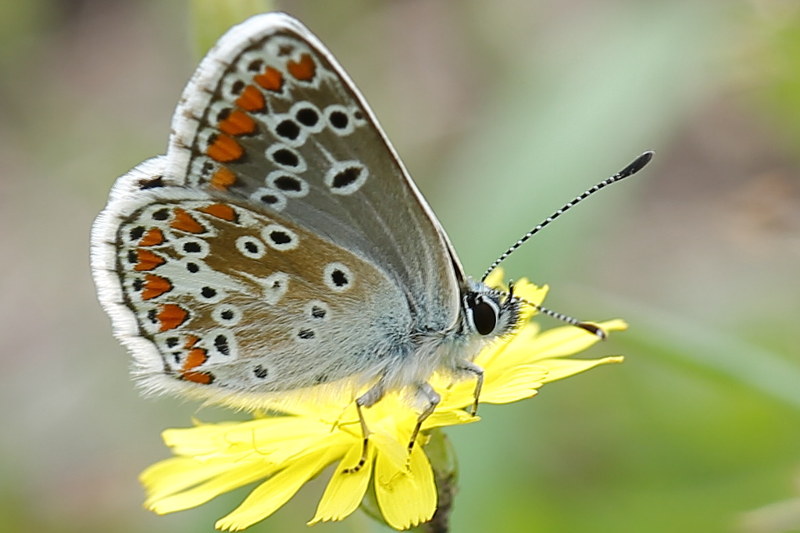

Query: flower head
<box><xmin>140</xmin><ymin>276</ymin><xmax>626</xmax><ymax>530</ymax></box>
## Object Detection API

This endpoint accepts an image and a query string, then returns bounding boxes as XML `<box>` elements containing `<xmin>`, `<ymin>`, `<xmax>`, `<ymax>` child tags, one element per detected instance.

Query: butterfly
<box><xmin>91</xmin><ymin>12</ymin><xmax>650</xmax><ymax>469</ymax></box>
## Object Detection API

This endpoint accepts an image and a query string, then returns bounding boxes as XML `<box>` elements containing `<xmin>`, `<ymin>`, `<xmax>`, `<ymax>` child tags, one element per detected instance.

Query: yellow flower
<box><xmin>140</xmin><ymin>276</ymin><xmax>626</xmax><ymax>531</ymax></box>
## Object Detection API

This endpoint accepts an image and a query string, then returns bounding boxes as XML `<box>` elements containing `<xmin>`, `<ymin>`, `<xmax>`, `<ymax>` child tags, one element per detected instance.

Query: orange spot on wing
<box><xmin>235</xmin><ymin>84</ymin><xmax>265</xmax><ymax>112</ymax></box>
<box><xmin>156</xmin><ymin>304</ymin><xmax>189</xmax><ymax>332</ymax></box>
<box><xmin>142</xmin><ymin>274</ymin><xmax>172</xmax><ymax>300</ymax></box>
<box><xmin>139</xmin><ymin>227</ymin><xmax>165</xmax><ymax>247</ymax></box>
<box><xmin>181</xmin><ymin>370</ymin><xmax>214</xmax><ymax>385</ymax></box>
<box><xmin>184</xmin><ymin>335</ymin><xmax>199</xmax><ymax>349</ymax></box>
<box><xmin>182</xmin><ymin>347</ymin><xmax>209</xmax><ymax>371</ymax></box>
<box><xmin>199</xmin><ymin>203</ymin><xmax>237</xmax><ymax>221</ymax></box>
<box><xmin>206</xmin><ymin>133</ymin><xmax>244</xmax><ymax>163</ymax></box>
<box><xmin>255</xmin><ymin>66</ymin><xmax>283</xmax><ymax>92</ymax></box>
<box><xmin>287</xmin><ymin>53</ymin><xmax>316</xmax><ymax>81</ymax></box>
<box><xmin>218</xmin><ymin>110</ymin><xmax>256</xmax><ymax>136</ymax></box>
<box><xmin>210</xmin><ymin>167</ymin><xmax>237</xmax><ymax>190</ymax></box>
<box><xmin>170</xmin><ymin>207</ymin><xmax>205</xmax><ymax>233</ymax></box>
<box><xmin>134</xmin><ymin>249</ymin><xmax>165</xmax><ymax>271</ymax></box>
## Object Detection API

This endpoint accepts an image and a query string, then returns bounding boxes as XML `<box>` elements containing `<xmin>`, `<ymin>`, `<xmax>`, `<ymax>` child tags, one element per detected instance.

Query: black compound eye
<box><xmin>468</xmin><ymin>295</ymin><xmax>498</xmax><ymax>336</ymax></box>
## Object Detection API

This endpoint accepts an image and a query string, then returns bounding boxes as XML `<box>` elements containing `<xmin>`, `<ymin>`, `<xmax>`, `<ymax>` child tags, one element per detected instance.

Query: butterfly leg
<box><xmin>342</xmin><ymin>381</ymin><xmax>386</xmax><ymax>474</ymax></box>
<box><xmin>408</xmin><ymin>383</ymin><xmax>441</xmax><ymax>454</ymax></box>
<box><xmin>342</xmin><ymin>402</ymin><xmax>370</xmax><ymax>474</ymax></box>
<box><xmin>456</xmin><ymin>361</ymin><xmax>484</xmax><ymax>416</ymax></box>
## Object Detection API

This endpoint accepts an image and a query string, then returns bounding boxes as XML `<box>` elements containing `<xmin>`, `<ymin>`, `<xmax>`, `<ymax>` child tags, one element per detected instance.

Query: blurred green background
<box><xmin>2</xmin><ymin>0</ymin><xmax>799</xmax><ymax>531</ymax></box>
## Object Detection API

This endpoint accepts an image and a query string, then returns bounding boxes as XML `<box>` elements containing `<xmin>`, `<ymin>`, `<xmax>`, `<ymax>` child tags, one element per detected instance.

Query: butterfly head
<box><xmin>462</xmin><ymin>280</ymin><xmax>522</xmax><ymax>339</ymax></box>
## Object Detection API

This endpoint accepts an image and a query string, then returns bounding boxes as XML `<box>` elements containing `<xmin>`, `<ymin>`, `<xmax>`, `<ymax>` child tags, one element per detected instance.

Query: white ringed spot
<box><xmin>174</xmin><ymin>237</ymin><xmax>210</xmax><ymax>258</ymax></box>
<box><xmin>179</xmin><ymin>257</ymin><xmax>207</xmax><ymax>275</ymax></box>
<box><xmin>148</xmin><ymin>206</ymin><xmax>172</xmax><ymax>224</ymax></box>
<box><xmin>220</xmin><ymin>73</ymin><xmax>249</xmax><ymax>101</ymax></box>
<box><xmin>250</xmin><ymin>187</ymin><xmax>287</xmax><ymax>211</ymax></box>
<box><xmin>266</xmin><ymin>143</ymin><xmax>306</xmax><ymax>173</ymax></box>
<box><xmin>236</xmin><ymin>50</ymin><xmax>268</xmax><ymax>76</ymax></box>
<box><xmin>350</xmin><ymin>106</ymin><xmax>367</xmax><ymax>127</ymax></box>
<box><xmin>290</xmin><ymin>101</ymin><xmax>324</xmax><ymax>133</ymax></box>
<box><xmin>265</xmin><ymin>170</ymin><xmax>308</xmax><ymax>198</ymax></box>
<box><xmin>261</xmin><ymin>224</ymin><xmax>299</xmax><ymax>251</ymax></box>
<box><xmin>211</xmin><ymin>303</ymin><xmax>242</xmax><ymax>326</ymax></box>
<box><xmin>269</xmin><ymin>114</ymin><xmax>307</xmax><ymax>147</ymax></box>
<box><xmin>196</xmin><ymin>284</ymin><xmax>226</xmax><ymax>304</ymax></box>
<box><xmin>324</xmin><ymin>160</ymin><xmax>368</xmax><ymax>195</ymax></box>
<box><xmin>236</xmin><ymin>235</ymin><xmax>267</xmax><ymax>259</ymax></box>
<box><xmin>323</xmin><ymin>262</ymin><xmax>354</xmax><ymax>293</ymax></box>
<box><xmin>205</xmin><ymin>328</ymin><xmax>238</xmax><ymax>359</ymax></box>
<box><xmin>324</xmin><ymin>104</ymin><xmax>356</xmax><ymax>136</ymax></box>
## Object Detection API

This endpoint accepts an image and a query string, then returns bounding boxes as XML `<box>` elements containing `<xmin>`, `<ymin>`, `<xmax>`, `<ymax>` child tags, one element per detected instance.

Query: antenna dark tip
<box><xmin>621</xmin><ymin>151</ymin><xmax>655</xmax><ymax>177</ymax></box>
<box><xmin>577</xmin><ymin>322</ymin><xmax>607</xmax><ymax>340</ymax></box>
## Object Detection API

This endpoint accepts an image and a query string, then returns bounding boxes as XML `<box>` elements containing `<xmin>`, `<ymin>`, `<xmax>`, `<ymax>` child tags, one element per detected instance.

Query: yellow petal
<box><xmin>214</xmin><ymin>447</ymin><xmax>342</xmax><ymax>531</ymax></box>
<box><xmin>474</xmin><ymin>323</ymin><xmax>541</xmax><ymax>370</ymax></box>
<box><xmin>146</xmin><ymin>460</ymin><xmax>275</xmax><ymax>514</ymax></box>
<box><xmin>448</xmin><ymin>358</ymin><xmax>547</xmax><ymax>402</ymax></box>
<box><xmin>161</xmin><ymin>422</ymin><xmax>241</xmax><ymax>457</ymax></box>
<box><xmin>137</xmin><ymin>285</ymin><xmax>629</xmax><ymax>531</ymax></box>
<box><xmin>374</xmin><ymin>444</ymin><xmax>436</xmax><ymax>530</ymax></box>
<box><xmin>309</xmin><ymin>444</ymin><xmax>374</xmax><ymax>524</ymax></box>
<box><xmin>162</xmin><ymin>416</ymin><xmax>331</xmax><ymax>462</ymax></box>
<box><xmin>422</xmin><ymin>409</ymin><xmax>477</xmax><ymax>430</ymax></box>
<box><xmin>541</xmin><ymin>355</ymin><xmax>624</xmax><ymax>383</ymax></box>
<box><xmin>371</xmin><ymin>430</ymin><xmax>412</xmax><ymax>472</ymax></box>
<box><xmin>140</xmin><ymin>457</ymin><xmax>232</xmax><ymax>500</ymax></box>
<box><xmin>478</xmin><ymin>364</ymin><xmax>547</xmax><ymax>404</ymax></box>
<box><xmin>513</xmin><ymin>280</ymin><xmax>548</xmax><ymax>308</ymax></box>
<box><xmin>483</xmin><ymin>268</ymin><xmax>506</xmax><ymax>289</ymax></box>
<box><xmin>505</xmin><ymin>319</ymin><xmax>626</xmax><ymax>362</ymax></box>
<box><xmin>220</xmin><ymin>419</ymin><xmax>336</xmax><ymax>464</ymax></box>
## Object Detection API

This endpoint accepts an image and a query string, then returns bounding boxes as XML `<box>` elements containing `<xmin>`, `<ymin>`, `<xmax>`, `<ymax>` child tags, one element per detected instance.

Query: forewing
<box><xmin>165</xmin><ymin>13</ymin><xmax>462</xmax><ymax>332</ymax></box>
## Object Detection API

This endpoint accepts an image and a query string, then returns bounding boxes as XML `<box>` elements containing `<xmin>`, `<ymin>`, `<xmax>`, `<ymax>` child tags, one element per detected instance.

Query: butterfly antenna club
<box><xmin>481</xmin><ymin>150</ymin><xmax>654</xmax><ymax>282</ymax></box>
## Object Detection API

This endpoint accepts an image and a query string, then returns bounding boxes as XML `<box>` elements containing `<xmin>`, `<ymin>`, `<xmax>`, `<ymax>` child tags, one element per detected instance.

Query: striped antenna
<box><xmin>526</xmin><ymin>301</ymin><xmax>607</xmax><ymax>339</ymax></box>
<box><xmin>481</xmin><ymin>151</ymin><xmax>654</xmax><ymax>281</ymax></box>
<box><xmin>506</xmin><ymin>281</ymin><xmax>607</xmax><ymax>338</ymax></box>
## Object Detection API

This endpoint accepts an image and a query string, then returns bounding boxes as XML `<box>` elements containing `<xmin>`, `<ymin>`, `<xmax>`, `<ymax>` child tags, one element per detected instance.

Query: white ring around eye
<box><xmin>465</xmin><ymin>294</ymin><xmax>500</xmax><ymax>336</ymax></box>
